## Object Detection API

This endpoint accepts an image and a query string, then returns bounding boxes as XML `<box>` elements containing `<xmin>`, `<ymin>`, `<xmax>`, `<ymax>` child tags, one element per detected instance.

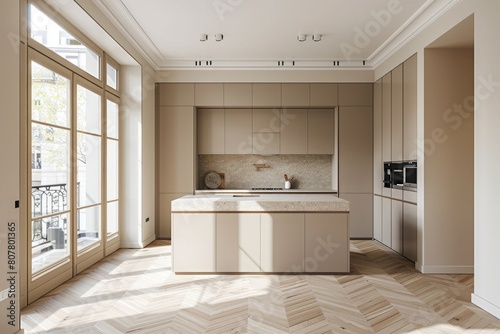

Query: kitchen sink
<box><xmin>233</xmin><ymin>194</ymin><xmax>260</xmax><ymax>197</ymax></box>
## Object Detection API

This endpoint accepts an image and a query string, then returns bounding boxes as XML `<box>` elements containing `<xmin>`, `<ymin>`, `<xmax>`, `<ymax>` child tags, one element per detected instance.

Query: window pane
<box><xmin>77</xmin><ymin>205</ymin><xmax>101</xmax><ymax>251</ymax></box>
<box><xmin>31</xmin><ymin>124</ymin><xmax>70</xmax><ymax>217</ymax></box>
<box><xmin>31</xmin><ymin>61</ymin><xmax>70</xmax><ymax>127</ymax></box>
<box><xmin>32</xmin><ymin>213</ymin><xmax>69</xmax><ymax>273</ymax></box>
<box><xmin>77</xmin><ymin>133</ymin><xmax>101</xmax><ymax>207</ymax></box>
<box><xmin>107</xmin><ymin>201</ymin><xmax>118</xmax><ymax>235</ymax></box>
<box><xmin>30</xmin><ymin>4</ymin><xmax>100</xmax><ymax>79</ymax></box>
<box><xmin>77</xmin><ymin>84</ymin><xmax>101</xmax><ymax>135</ymax></box>
<box><xmin>106</xmin><ymin>63</ymin><xmax>118</xmax><ymax>90</ymax></box>
<box><xmin>107</xmin><ymin>99</ymin><xmax>119</xmax><ymax>139</ymax></box>
<box><xmin>107</xmin><ymin>139</ymin><xmax>119</xmax><ymax>201</ymax></box>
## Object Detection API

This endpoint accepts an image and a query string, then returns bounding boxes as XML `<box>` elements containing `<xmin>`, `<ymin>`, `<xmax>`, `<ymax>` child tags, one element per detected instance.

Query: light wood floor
<box><xmin>21</xmin><ymin>240</ymin><xmax>500</xmax><ymax>333</ymax></box>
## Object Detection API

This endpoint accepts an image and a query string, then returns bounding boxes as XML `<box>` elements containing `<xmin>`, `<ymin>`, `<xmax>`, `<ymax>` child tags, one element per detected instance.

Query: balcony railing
<box><xmin>31</xmin><ymin>183</ymin><xmax>79</xmax><ymax>244</ymax></box>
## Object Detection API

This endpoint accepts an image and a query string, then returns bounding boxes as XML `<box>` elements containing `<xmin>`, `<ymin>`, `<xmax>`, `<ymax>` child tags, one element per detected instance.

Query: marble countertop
<box><xmin>171</xmin><ymin>194</ymin><xmax>349</xmax><ymax>212</ymax></box>
<box><xmin>195</xmin><ymin>188</ymin><xmax>337</xmax><ymax>194</ymax></box>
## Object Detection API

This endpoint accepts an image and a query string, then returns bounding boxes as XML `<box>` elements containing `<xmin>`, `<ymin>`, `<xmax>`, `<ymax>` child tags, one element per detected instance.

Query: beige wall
<box><xmin>423</xmin><ymin>48</ymin><xmax>474</xmax><ymax>271</ymax></box>
<box><xmin>0</xmin><ymin>1</ymin><xmax>21</xmax><ymax>332</ymax></box>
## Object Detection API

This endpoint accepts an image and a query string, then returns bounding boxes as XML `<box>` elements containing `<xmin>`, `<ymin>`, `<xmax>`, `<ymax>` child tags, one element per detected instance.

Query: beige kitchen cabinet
<box><xmin>382</xmin><ymin>73</ymin><xmax>392</xmax><ymax>197</ymax></box>
<box><xmin>224</xmin><ymin>83</ymin><xmax>252</xmax><ymax>107</ymax></box>
<box><xmin>252</xmin><ymin>83</ymin><xmax>281</xmax><ymax>107</ymax></box>
<box><xmin>338</xmin><ymin>106</ymin><xmax>373</xmax><ymax>193</ymax></box>
<box><xmin>172</xmin><ymin>213</ymin><xmax>216</xmax><ymax>272</ymax></box>
<box><xmin>373</xmin><ymin>79</ymin><xmax>383</xmax><ymax>195</ymax></box>
<box><xmin>310</xmin><ymin>83</ymin><xmax>338</xmax><ymax>107</ymax></box>
<box><xmin>391</xmin><ymin>199</ymin><xmax>403</xmax><ymax>253</ymax></box>
<box><xmin>392</xmin><ymin>65</ymin><xmax>403</xmax><ymax>162</ymax></box>
<box><xmin>338</xmin><ymin>83</ymin><xmax>373</xmax><ymax>106</ymax></box>
<box><xmin>158</xmin><ymin>83</ymin><xmax>194</xmax><ymax>106</ymax></box>
<box><xmin>373</xmin><ymin>195</ymin><xmax>382</xmax><ymax>242</ymax></box>
<box><xmin>280</xmin><ymin>108</ymin><xmax>307</xmax><ymax>154</ymax></box>
<box><xmin>308</xmin><ymin>108</ymin><xmax>334</xmax><ymax>154</ymax></box>
<box><xmin>282</xmin><ymin>83</ymin><xmax>309</xmax><ymax>106</ymax></box>
<box><xmin>261</xmin><ymin>213</ymin><xmax>304</xmax><ymax>272</ymax></box>
<box><xmin>195</xmin><ymin>83</ymin><xmax>223</xmax><ymax>106</ymax></box>
<box><xmin>382</xmin><ymin>197</ymin><xmax>392</xmax><ymax>247</ymax></box>
<box><xmin>253</xmin><ymin>108</ymin><xmax>280</xmax><ymax>154</ymax></box>
<box><xmin>225</xmin><ymin>109</ymin><xmax>252</xmax><ymax>154</ymax></box>
<box><xmin>158</xmin><ymin>106</ymin><xmax>195</xmax><ymax>193</ymax></box>
<box><xmin>304</xmin><ymin>213</ymin><xmax>349</xmax><ymax>273</ymax></box>
<box><xmin>216</xmin><ymin>213</ymin><xmax>261</xmax><ymax>272</ymax></box>
<box><xmin>403</xmin><ymin>54</ymin><xmax>417</xmax><ymax>161</ymax></box>
<box><xmin>403</xmin><ymin>202</ymin><xmax>417</xmax><ymax>262</ymax></box>
<box><xmin>339</xmin><ymin>193</ymin><xmax>372</xmax><ymax>238</ymax></box>
<box><xmin>197</xmin><ymin>108</ymin><xmax>225</xmax><ymax>154</ymax></box>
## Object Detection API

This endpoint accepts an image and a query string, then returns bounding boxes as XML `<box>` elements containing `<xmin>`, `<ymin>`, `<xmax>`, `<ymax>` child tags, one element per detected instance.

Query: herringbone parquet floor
<box><xmin>21</xmin><ymin>240</ymin><xmax>500</xmax><ymax>333</ymax></box>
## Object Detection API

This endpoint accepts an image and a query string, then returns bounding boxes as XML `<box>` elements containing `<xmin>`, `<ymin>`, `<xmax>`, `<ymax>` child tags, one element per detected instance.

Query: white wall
<box><xmin>374</xmin><ymin>0</ymin><xmax>500</xmax><ymax>319</ymax></box>
<box><xmin>0</xmin><ymin>1</ymin><xmax>21</xmax><ymax>332</ymax></box>
<box><xmin>74</xmin><ymin>0</ymin><xmax>157</xmax><ymax>248</ymax></box>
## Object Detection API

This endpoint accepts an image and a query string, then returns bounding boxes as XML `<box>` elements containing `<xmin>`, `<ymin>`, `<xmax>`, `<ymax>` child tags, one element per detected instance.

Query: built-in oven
<box><xmin>403</xmin><ymin>161</ymin><xmax>417</xmax><ymax>188</ymax></box>
<box><xmin>383</xmin><ymin>162</ymin><xmax>392</xmax><ymax>188</ymax></box>
<box><xmin>391</xmin><ymin>163</ymin><xmax>404</xmax><ymax>188</ymax></box>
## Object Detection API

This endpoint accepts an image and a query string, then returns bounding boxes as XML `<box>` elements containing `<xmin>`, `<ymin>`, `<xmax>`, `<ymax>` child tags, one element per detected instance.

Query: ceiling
<box><xmin>94</xmin><ymin>0</ymin><xmax>454</xmax><ymax>70</ymax></box>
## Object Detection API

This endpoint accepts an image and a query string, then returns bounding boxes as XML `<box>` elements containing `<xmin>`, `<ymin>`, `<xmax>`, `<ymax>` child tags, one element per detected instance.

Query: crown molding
<box><xmin>92</xmin><ymin>0</ymin><xmax>163</xmax><ymax>70</ymax></box>
<box><xmin>369</xmin><ymin>0</ymin><xmax>460</xmax><ymax>69</ymax></box>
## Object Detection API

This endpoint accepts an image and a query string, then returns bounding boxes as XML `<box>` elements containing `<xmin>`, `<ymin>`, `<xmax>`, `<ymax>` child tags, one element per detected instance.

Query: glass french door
<box><xmin>29</xmin><ymin>51</ymin><xmax>105</xmax><ymax>289</ymax></box>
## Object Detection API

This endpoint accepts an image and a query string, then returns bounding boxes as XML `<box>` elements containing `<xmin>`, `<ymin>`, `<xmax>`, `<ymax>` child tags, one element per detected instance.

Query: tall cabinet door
<box><xmin>373</xmin><ymin>79</ymin><xmax>383</xmax><ymax>195</ymax></box>
<box><xmin>403</xmin><ymin>54</ymin><xmax>418</xmax><ymax>161</ymax></box>
<box><xmin>391</xmin><ymin>200</ymin><xmax>403</xmax><ymax>253</ymax></box>
<box><xmin>391</xmin><ymin>64</ymin><xmax>403</xmax><ymax>162</ymax></box>
<box><xmin>403</xmin><ymin>202</ymin><xmax>417</xmax><ymax>262</ymax></box>
<box><xmin>382</xmin><ymin>73</ymin><xmax>392</xmax><ymax>197</ymax></box>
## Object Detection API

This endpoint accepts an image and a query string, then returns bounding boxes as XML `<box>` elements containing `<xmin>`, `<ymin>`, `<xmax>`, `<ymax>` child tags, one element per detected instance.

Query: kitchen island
<box><xmin>171</xmin><ymin>194</ymin><xmax>350</xmax><ymax>274</ymax></box>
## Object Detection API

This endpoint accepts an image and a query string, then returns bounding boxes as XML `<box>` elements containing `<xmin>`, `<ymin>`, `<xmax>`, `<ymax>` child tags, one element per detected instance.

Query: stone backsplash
<box><xmin>198</xmin><ymin>154</ymin><xmax>333</xmax><ymax>190</ymax></box>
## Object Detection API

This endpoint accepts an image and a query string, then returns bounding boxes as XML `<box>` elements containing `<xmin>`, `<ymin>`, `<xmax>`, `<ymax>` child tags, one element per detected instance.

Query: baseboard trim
<box><xmin>472</xmin><ymin>293</ymin><xmax>500</xmax><ymax>319</ymax></box>
<box><xmin>417</xmin><ymin>264</ymin><xmax>474</xmax><ymax>274</ymax></box>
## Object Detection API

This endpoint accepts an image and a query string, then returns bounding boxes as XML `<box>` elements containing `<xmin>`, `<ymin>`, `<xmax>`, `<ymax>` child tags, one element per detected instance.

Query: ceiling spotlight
<box><xmin>200</xmin><ymin>34</ymin><xmax>208</xmax><ymax>41</ymax></box>
<box><xmin>215</xmin><ymin>34</ymin><xmax>223</xmax><ymax>42</ymax></box>
<box><xmin>313</xmin><ymin>34</ymin><xmax>322</xmax><ymax>42</ymax></box>
<box><xmin>297</xmin><ymin>34</ymin><xmax>306</xmax><ymax>42</ymax></box>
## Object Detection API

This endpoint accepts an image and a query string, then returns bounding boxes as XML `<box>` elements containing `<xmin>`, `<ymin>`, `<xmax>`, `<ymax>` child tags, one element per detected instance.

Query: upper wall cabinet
<box><xmin>392</xmin><ymin>64</ymin><xmax>403</xmax><ymax>162</ymax></box>
<box><xmin>282</xmin><ymin>83</ymin><xmax>310</xmax><ymax>107</ymax></box>
<box><xmin>224</xmin><ymin>83</ymin><xmax>252</xmax><ymax>107</ymax></box>
<box><xmin>280</xmin><ymin>109</ymin><xmax>308</xmax><ymax>154</ymax></box>
<box><xmin>252</xmin><ymin>108</ymin><xmax>280</xmax><ymax>154</ymax></box>
<box><xmin>308</xmin><ymin>109</ymin><xmax>334</xmax><ymax>154</ymax></box>
<box><xmin>253</xmin><ymin>83</ymin><xmax>281</xmax><ymax>107</ymax></box>
<box><xmin>197</xmin><ymin>108</ymin><xmax>225</xmax><ymax>154</ymax></box>
<box><xmin>226</xmin><ymin>109</ymin><xmax>252</xmax><ymax>154</ymax></box>
<box><xmin>310</xmin><ymin>83</ymin><xmax>338</xmax><ymax>107</ymax></box>
<box><xmin>195</xmin><ymin>83</ymin><xmax>223</xmax><ymax>106</ymax></box>
<box><xmin>403</xmin><ymin>54</ymin><xmax>417</xmax><ymax>161</ymax></box>
<box><xmin>158</xmin><ymin>83</ymin><xmax>194</xmax><ymax>106</ymax></box>
<box><xmin>338</xmin><ymin>84</ymin><xmax>373</xmax><ymax>106</ymax></box>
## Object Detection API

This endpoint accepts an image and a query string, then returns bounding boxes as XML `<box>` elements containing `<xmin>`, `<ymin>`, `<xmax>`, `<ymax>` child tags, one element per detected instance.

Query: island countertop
<box><xmin>171</xmin><ymin>194</ymin><xmax>349</xmax><ymax>212</ymax></box>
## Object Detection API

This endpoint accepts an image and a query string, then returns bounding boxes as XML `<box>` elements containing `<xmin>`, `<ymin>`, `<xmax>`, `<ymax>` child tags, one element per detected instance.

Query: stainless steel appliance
<box><xmin>403</xmin><ymin>161</ymin><xmax>417</xmax><ymax>188</ymax></box>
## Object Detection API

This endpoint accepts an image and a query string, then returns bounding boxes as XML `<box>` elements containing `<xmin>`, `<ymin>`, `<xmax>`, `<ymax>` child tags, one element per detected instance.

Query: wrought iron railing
<box><xmin>31</xmin><ymin>183</ymin><xmax>79</xmax><ymax>244</ymax></box>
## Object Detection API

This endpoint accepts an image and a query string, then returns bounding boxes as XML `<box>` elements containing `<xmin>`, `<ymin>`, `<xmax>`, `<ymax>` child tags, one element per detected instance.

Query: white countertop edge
<box><xmin>195</xmin><ymin>189</ymin><xmax>338</xmax><ymax>194</ymax></box>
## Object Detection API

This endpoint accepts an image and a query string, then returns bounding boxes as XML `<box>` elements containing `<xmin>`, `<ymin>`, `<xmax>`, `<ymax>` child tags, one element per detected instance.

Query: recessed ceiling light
<box><xmin>313</xmin><ymin>34</ymin><xmax>321</xmax><ymax>42</ymax></box>
<box><xmin>215</xmin><ymin>34</ymin><xmax>223</xmax><ymax>42</ymax></box>
<box><xmin>200</xmin><ymin>34</ymin><xmax>208</xmax><ymax>41</ymax></box>
<box><xmin>297</xmin><ymin>34</ymin><xmax>306</xmax><ymax>42</ymax></box>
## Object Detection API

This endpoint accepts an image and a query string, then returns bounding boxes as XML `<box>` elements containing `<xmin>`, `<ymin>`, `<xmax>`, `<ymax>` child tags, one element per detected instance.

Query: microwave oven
<box><xmin>403</xmin><ymin>161</ymin><xmax>417</xmax><ymax>188</ymax></box>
